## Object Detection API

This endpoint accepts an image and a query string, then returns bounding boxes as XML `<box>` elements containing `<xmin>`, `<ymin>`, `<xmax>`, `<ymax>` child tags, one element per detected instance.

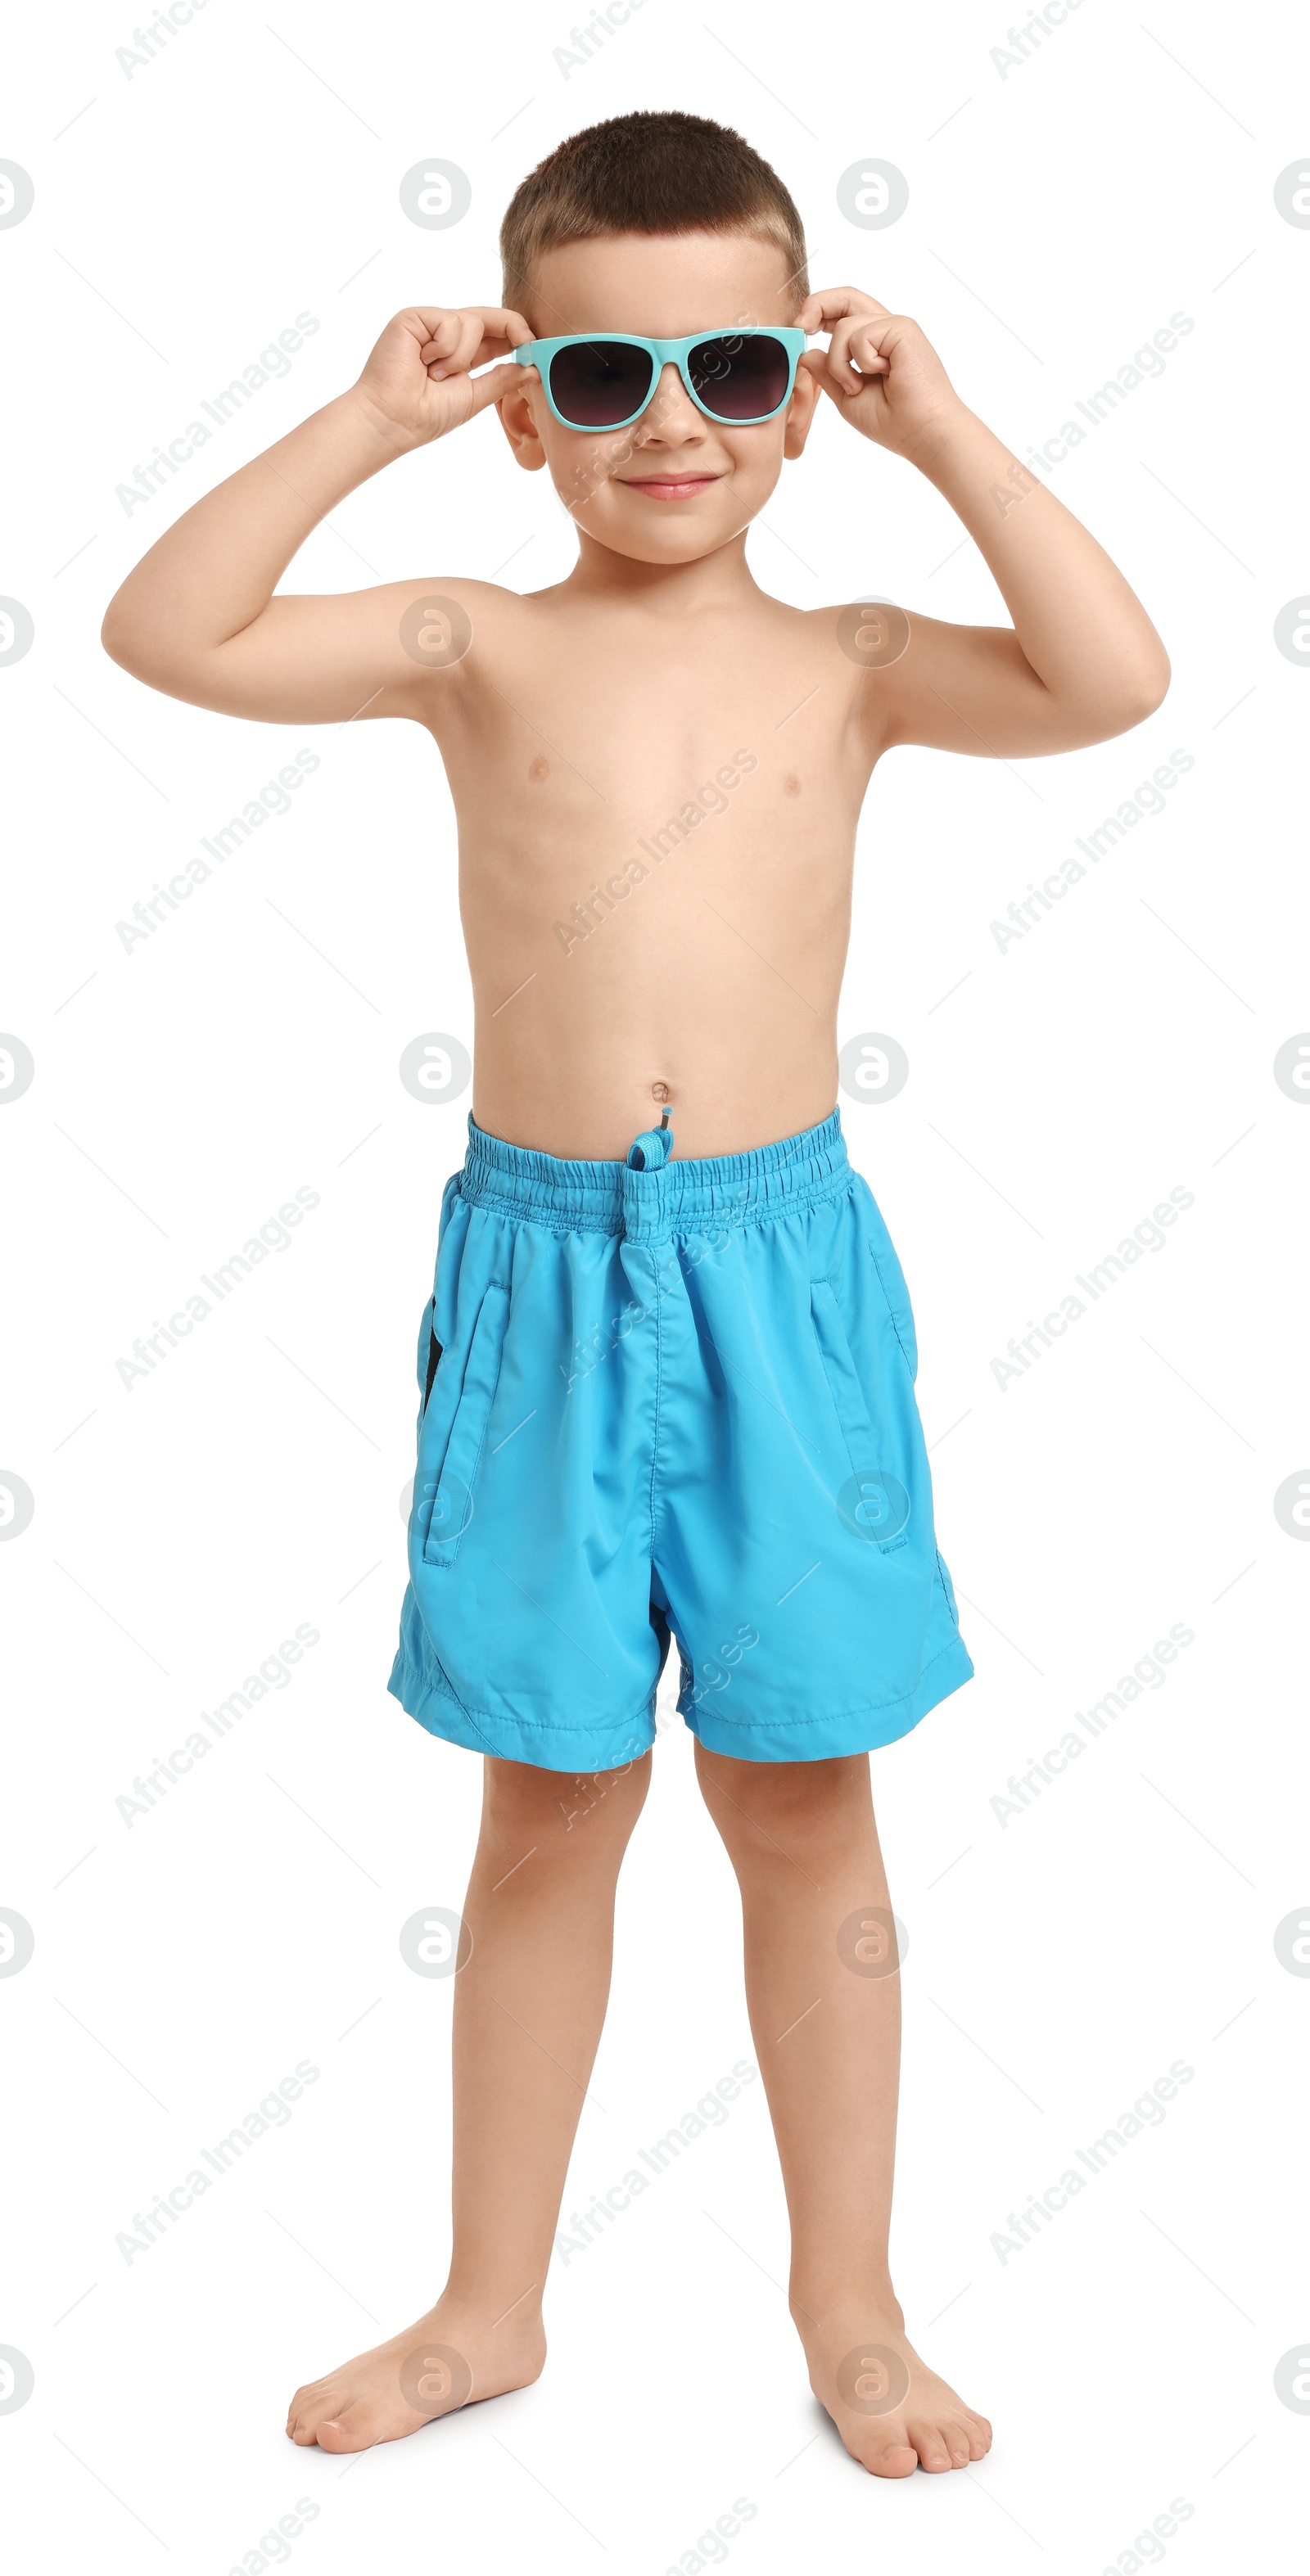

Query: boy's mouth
<box><xmin>618</xmin><ymin>471</ymin><xmax>724</xmax><ymax>501</ymax></box>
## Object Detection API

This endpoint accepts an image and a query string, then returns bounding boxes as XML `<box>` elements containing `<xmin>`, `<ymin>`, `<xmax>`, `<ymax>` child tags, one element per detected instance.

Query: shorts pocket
<box><xmin>422</xmin><ymin>1315</ymin><xmax>442</xmax><ymax>1411</ymax></box>
<box><xmin>810</xmin><ymin>1279</ymin><xmax>909</xmax><ymax>1554</ymax></box>
<box><xmin>867</xmin><ymin>1241</ymin><xmax>918</xmax><ymax>1383</ymax></box>
<box><xmin>853</xmin><ymin>1176</ymin><xmax>918</xmax><ymax>1382</ymax></box>
<box><xmin>417</xmin><ymin>1281</ymin><xmax>508</xmax><ymax>1569</ymax></box>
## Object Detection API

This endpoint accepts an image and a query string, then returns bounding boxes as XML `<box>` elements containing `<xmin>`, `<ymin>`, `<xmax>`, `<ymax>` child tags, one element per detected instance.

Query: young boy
<box><xmin>102</xmin><ymin>111</ymin><xmax>1168</xmax><ymax>2477</ymax></box>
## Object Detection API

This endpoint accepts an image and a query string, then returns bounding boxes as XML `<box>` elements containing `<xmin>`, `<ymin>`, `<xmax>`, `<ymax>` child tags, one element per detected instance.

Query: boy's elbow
<box><xmin>101</xmin><ymin>595</ymin><xmax>141</xmax><ymax>674</ymax></box>
<box><xmin>1134</xmin><ymin>647</ymin><xmax>1172</xmax><ymax>720</ymax></box>
<box><xmin>1107</xmin><ymin>644</ymin><xmax>1171</xmax><ymax>734</ymax></box>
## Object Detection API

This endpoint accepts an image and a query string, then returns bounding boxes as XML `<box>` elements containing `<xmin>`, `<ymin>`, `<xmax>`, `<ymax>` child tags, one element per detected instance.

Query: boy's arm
<box><xmin>801</xmin><ymin>289</ymin><xmax>1171</xmax><ymax>757</ymax></box>
<box><xmin>100</xmin><ymin>308</ymin><xmax>530</xmax><ymax>724</ymax></box>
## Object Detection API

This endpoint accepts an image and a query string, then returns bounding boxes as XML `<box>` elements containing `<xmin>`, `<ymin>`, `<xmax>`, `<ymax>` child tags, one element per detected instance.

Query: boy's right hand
<box><xmin>354</xmin><ymin>306</ymin><xmax>535</xmax><ymax>449</ymax></box>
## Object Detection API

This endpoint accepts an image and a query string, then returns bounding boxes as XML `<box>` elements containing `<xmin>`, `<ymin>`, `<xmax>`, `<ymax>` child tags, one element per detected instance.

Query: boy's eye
<box><xmin>688</xmin><ymin>335</ymin><xmax>790</xmax><ymax>418</ymax></box>
<box><xmin>549</xmin><ymin>340</ymin><xmax>654</xmax><ymax>426</ymax></box>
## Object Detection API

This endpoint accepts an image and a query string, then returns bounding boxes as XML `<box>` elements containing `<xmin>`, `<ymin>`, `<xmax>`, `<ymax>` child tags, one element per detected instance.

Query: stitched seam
<box><xmin>400</xmin><ymin>1653</ymin><xmax>658</xmax><ymax>1746</ymax></box>
<box><xmin>422</xmin><ymin>1286</ymin><xmax>509</xmax><ymax>1568</ymax></box>
<box><xmin>648</xmin><ymin>1248</ymin><xmax>664</xmax><ymax>1559</ymax></box>
<box><xmin>867</xmin><ymin>1242</ymin><xmax>916</xmax><ymax>1380</ymax></box>
<box><xmin>810</xmin><ymin>1278</ymin><xmax>870</xmax><ymax>1482</ymax></box>
<box><xmin>933</xmin><ymin>1550</ymin><xmax>960</xmax><ymax>1620</ymax></box>
<box><xmin>812</xmin><ymin>1328</ymin><xmax>862</xmax><ymax>1481</ymax></box>
<box><xmin>424</xmin><ymin>1397</ymin><xmax>496</xmax><ymax>1570</ymax></box>
<box><xmin>680</xmin><ymin>1632</ymin><xmax>973</xmax><ymax>1727</ymax></box>
<box><xmin>457</xmin><ymin>1173</ymin><xmax>853</xmax><ymax>1243</ymax></box>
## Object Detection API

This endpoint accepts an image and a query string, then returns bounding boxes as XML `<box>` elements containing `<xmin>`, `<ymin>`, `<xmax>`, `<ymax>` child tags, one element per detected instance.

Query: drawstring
<box><xmin>626</xmin><ymin>1119</ymin><xmax>674</xmax><ymax>1171</ymax></box>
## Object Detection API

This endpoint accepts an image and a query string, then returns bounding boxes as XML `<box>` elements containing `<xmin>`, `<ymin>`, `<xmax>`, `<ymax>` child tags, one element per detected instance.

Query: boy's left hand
<box><xmin>797</xmin><ymin>289</ymin><xmax>964</xmax><ymax>462</ymax></box>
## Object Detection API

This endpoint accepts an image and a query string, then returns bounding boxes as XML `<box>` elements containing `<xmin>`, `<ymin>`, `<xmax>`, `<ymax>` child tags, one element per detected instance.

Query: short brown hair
<box><xmin>500</xmin><ymin>111</ymin><xmax>808</xmax><ymax>315</ymax></box>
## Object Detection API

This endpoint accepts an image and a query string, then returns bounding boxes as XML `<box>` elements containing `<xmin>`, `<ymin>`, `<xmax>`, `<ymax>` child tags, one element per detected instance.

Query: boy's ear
<box><xmin>495</xmin><ymin>379</ymin><xmax>548</xmax><ymax>472</ymax></box>
<box><xmin>782</xmin><ymin>360</ymin><xmax>821</xmax><ymax>461</ymax></box>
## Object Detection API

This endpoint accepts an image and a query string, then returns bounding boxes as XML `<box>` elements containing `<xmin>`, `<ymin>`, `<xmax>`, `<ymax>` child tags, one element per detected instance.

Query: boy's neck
<box><xmin>564</xmin><ymin>526</ymin><xmax>761</xmax><ymax>615</ymax></box>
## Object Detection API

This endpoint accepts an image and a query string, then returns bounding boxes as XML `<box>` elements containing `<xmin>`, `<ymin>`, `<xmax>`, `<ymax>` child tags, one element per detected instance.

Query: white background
<box><xmin>2</xmin><ymin>0</ymin><xmax>1308</xmax><ymax>2566</ymax></box>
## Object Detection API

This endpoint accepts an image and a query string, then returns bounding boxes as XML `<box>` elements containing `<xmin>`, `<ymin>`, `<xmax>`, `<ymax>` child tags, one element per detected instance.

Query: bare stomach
<box><xmin>463</xmin><ymin>841</ymin><xmax>849</xmax><ymax>1162</ymax></box>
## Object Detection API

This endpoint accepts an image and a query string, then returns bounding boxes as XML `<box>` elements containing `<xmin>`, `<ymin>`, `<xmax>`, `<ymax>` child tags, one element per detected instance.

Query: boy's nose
<box><xmin>638</xmin><ymin>361</ymin><xmax>706</xmax><ymax>437</ymax></box>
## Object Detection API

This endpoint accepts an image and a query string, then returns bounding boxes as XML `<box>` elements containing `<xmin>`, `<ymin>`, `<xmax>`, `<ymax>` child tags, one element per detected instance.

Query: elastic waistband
<box><xmin>458</xmin><ymin>1109</ymin><xmax>852</xmax><ymax>1242</ymax></box>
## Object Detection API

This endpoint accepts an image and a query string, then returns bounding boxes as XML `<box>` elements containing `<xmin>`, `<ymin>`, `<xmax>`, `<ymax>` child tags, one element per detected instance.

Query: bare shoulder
<box><xmin>777</xmin><ymin>595</ymin><xmax>909</xmax><ymax>745</ymax></box>
<box><xmin>383</xmin><ymin>574</ymin><xmax>536</xmax><ymax>727</ymax></box>
<box><xmin>391</xmin><ymin>573</ymin><xmax>531</xmax><ymax>664</ymax></box>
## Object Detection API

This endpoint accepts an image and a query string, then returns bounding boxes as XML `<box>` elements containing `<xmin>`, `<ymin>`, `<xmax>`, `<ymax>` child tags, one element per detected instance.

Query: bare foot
<box><xmin>794</xmin><ymin>2291</ymin><xmax>992</xmax><ymax>2479</ymax></box>
<box><xmin>286</xmin><ymin>2292</ymin><xmax>545</xmax><ymax>2452</ymax></box>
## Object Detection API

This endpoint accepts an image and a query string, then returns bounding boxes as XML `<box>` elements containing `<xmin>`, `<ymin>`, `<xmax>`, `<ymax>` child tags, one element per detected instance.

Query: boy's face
<box><xmin>497</xmin><ymin>230</ymin><xmax>819</xmax><ymax>566</ymax></box>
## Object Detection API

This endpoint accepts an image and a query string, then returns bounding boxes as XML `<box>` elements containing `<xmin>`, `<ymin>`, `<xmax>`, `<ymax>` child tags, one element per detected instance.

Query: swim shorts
<box><xmin>389</xmin><ymin>1108</ymin><xmax>973</xmax><ymax>1771</ymax></box>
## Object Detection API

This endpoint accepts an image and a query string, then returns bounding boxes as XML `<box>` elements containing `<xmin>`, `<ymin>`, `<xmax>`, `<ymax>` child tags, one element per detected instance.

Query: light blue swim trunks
<box><xmin>389</xmin><ymin>1108</ymin><xmax>973</xmax><ymax>1771</ymax></box>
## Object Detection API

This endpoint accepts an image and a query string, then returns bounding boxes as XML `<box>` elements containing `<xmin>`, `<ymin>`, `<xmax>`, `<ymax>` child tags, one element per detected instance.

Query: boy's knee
<box><xmin>483</xmin><ymin>1749</ymin><xmax>651</xmax><ymax>1840</ymax></box>
<box><xmin>695</xmin><ymin>1746</ymin><xmax>869</xmax><ymax>1847</ymax></box>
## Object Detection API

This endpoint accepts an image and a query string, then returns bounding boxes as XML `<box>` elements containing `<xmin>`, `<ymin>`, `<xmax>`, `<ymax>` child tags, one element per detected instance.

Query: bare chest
<box><xmin>442</xmin><ymin>623</ymin><xmax>869</xmax><ymax>859</ymax></box>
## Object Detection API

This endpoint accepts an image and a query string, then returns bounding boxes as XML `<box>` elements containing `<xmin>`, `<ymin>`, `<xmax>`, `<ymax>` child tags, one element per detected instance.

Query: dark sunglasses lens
<box><xmin>689</xmin><ymin>335</ymin><xmax>790</xmax><ymax>419</ymax></box>
<box><xmin>549</xmin><ymin>340</ymin><xmax>655</xmax><ymax>427</ymax></box>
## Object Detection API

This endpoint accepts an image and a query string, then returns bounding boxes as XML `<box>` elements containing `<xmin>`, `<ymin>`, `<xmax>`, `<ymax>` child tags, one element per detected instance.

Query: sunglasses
<box><xmin>513</xmin><ymin>327</ymin><xmax>808</xmax><ymax>431</ymax></box>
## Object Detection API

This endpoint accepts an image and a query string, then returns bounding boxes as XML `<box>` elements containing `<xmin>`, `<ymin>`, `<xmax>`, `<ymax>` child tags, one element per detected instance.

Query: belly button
<box><xmin>651</xmin><ymin>1081</ymin><xmax>671</xmax><ymax>1103</ymax></box>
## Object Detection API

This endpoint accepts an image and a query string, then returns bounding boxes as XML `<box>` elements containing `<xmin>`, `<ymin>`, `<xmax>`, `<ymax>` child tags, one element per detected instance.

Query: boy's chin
<box><xmin>557</xmin><ymin>494</ymin><xmax>762</xmax><ymax>565</ymax></box>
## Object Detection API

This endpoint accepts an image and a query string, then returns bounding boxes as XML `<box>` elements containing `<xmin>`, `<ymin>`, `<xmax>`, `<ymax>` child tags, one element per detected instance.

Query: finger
<box><xmin>408</xmin><ymin>303</ymin><xmax>531</xmax><ymax>343</ymax></box>
<box><xmin>797</xmin><ymin>286</ymin><xmax>891</xmax><ymax>332</ymax></box>
<box><xmin>423</xmin><ymin>311</ymin><xmax>489</xmax><ymax>377</ymax></box>
<box><xmin>460</xmin><ymin>305</ymin><xmax>536</xmax><ymax>346</ymax></box>
<box><xmin>417</xmin><ymin>306</ymin><xmax>534</xmax><ymax>370</ymax></box>
<box><xmin>844</xmin><ymin>327</ymin><xmax>892</xmax><ymax>377</ymax></box>
<box><xmin>412</xmin><ymin>311</ymin><xmax>464</xmax><ymax>363</ymax></box>
<box><xmin>464</xmin><ymin>360</ymin><xmax>532</xmax><ymax>419</ymax></box>
<box><xmin>812</xmin><ymin>326</ymin><xmax>871</xmax><ymax>397</ymax></box>
<box><xmin>823</xmin><ymin>314</ymin><xmax>892</xmax><ymax>393</ymax></box>
<box><xmin>803</xmin><ymin>353</ymin><xmax>884</xmax><ymax>413</ymax></box>
<box><xmin>466</xmin><ymin>327</ymin><xmax>532</xmax><ymax>371</ymax></box>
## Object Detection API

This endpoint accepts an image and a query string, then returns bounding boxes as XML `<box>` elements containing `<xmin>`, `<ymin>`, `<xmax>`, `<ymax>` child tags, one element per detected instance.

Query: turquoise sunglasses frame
<box><xmin>513</xmin><ymin>327</ymin><xmax>808</xmax><ymax>431</ymax></box>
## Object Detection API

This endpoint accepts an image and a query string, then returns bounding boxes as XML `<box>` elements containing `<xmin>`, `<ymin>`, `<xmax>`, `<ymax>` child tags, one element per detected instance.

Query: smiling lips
<box><xmin>619</xmin><ymin>472</ymin><xmax>722</xmax><ymax>500</ymax></box>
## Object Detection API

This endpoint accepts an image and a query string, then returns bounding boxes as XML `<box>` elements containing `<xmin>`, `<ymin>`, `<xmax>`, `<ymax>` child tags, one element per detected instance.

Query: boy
<box><xmin>102</xmin><ymin>111</ymin><xmax>1168</xmax><ymax>2477</ymax></box>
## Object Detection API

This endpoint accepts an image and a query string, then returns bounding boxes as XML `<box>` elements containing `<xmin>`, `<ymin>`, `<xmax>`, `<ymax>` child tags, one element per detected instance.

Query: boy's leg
<box><xmin>288</xmin><ymin>1749</ymin><xmax>650</xmax><ymax>2450</ymax></box>
<box><xmin>694</xmin><ymin>1744</ymin><xmax>992</xmax><ymax>2479</ymax></box>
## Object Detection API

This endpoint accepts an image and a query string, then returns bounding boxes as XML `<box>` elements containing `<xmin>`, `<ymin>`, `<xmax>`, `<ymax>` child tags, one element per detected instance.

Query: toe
<box><xmin>942</xmin><ymin>2420</ymin><xmax>972</xmax><ymax>2467</ymax></box>
<box><xmin>314</xmin><ymin>2406</ymin><xmax>371</xmax><ymax>2454</ymax></box>
<box><xmin>907</xmin><ymin>2417</ymin><xmax>953</xmax><ymax>2471</ymax></box>
<box><xmin>862</xmin><ymin>2437</ymin><xmax>918</xmax><ymax>2479</ymax></box>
